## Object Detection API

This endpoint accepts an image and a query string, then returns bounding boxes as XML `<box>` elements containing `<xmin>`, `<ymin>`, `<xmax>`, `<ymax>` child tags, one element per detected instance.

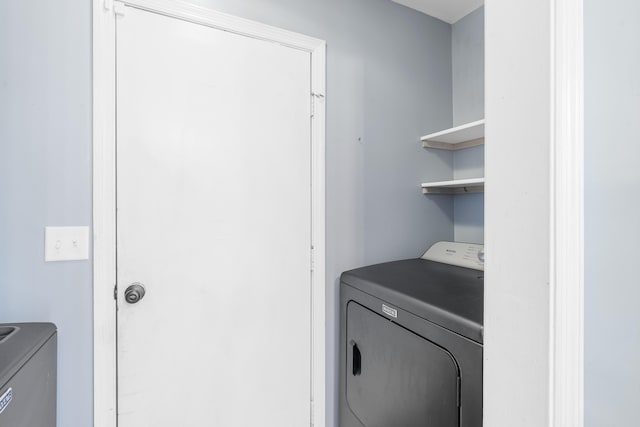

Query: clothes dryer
<box><xmin>0</xmin><ymin>323</ymin><xmax>57</xmax><ymax>427</ymax></box>
<box><xmin>339</xmin><ymin>242</ymin><xmax>483</xmax><ymax>427</ymax></box>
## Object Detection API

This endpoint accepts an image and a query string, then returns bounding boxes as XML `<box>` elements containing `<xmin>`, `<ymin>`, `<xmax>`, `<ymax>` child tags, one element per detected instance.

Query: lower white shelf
<box><xmin>421</xmin><ymin>177</ymin><xmax>484</xmax><ymax>194</ymax></box>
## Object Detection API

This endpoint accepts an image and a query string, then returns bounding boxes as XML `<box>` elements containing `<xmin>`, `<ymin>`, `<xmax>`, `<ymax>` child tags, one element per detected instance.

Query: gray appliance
<box><xmin>0</xmin><ymin>323</ymin><xmax>57</xmax><ymax>427</ymax></box>
<box><xmin>339</xmin><ymin>242</ymin><xmax>484</xmax><ymax>427</ymax></box>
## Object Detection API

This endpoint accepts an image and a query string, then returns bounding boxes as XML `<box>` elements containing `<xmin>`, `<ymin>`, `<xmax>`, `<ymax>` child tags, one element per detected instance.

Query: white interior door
<box><xmin>115</xmin><ymin>5</ymin><xmax>312</xmax><ymax>426</ymax></box>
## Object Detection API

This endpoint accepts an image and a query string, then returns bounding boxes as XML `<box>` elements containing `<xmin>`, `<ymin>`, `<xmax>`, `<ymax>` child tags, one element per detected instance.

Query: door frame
<box><xmin>92</xmin><ymin>1</ymin><xmax>326</xmax><ymax>426</ymax></box>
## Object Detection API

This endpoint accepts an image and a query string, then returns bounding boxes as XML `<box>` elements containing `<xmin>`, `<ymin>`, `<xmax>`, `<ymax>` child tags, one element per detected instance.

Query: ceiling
<box><xmin>391</xmin><ymin>0</ymin><xmax>484</xmax><ymax>24</ymax></box>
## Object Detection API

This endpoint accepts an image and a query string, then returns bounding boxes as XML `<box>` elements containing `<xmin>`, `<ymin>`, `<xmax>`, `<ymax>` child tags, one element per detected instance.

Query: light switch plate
<box><xmin>45</xmin><ymin>226</ymin><xmax>90</xmax><ymax>262</ymax></box>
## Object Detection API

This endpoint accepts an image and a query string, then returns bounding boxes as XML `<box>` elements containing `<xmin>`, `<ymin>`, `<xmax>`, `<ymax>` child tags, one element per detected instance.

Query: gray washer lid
<box><xmin>341</xmin><ymin>259</ymin><xmax>484</xmax><ymax>343</ymax></box>
<box><xmin>0</xmin><ymin>323</ymin><xmax>57</xmax><ymax>386</ymax></box>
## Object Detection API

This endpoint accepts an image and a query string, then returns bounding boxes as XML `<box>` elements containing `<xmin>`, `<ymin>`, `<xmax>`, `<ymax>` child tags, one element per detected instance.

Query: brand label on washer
<box><xmin>382</xmin><ymin>304</ymin><xmax>398</xmax><ymax>318</ymax></box>
<box><xmin>0</xmin><ymin>388</ymin><xmax>12</xmax><ymax>415</ymax></box>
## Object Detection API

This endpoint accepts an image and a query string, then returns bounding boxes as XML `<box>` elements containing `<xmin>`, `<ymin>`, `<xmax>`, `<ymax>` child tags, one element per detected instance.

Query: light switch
<box><xmin>45</xmin><ymin>226</ymin><xmax>90</xmax><ymax>262</ymax></box>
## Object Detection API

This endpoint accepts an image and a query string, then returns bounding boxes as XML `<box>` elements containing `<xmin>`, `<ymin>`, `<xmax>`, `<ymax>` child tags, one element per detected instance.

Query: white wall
<box><xmin>485</xmin><ymin>0</ymin><xmax>552</xmax><ymax>424</ymax></box>
<box><xmin>585</xmin><ymin>0</ymin><xmax>640</xmax><ymax>424</ymax></box>
<box><xmin>0</xmin><ymin>1</ymin><xmax>454</xmax><ymax>426</ymax></box>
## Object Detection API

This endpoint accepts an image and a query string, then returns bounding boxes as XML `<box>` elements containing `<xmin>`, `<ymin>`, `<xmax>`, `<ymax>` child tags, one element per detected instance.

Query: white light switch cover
<box><xmin>45</xmin><ymin>226</ymin><xmax>90</xmax><ymax>262</ymax></box>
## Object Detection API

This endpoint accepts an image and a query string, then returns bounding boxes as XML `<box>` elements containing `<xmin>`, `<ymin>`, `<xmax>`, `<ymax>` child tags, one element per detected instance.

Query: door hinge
<box><xmin>310</xmin><ymin>245</ymin><xmax>315</xmax><ymax>272</ymax></box>
<box><xmin>113</xmin><ymin>284</ymin><xmax>118</xmax><ymax>300</ymax></box>
<box><xmin>310</xmin><ymin>94</ymin><xmax>315</xmax><ymax>118</ymax></box>
<box><xmin>310</xmin><ymin>92</ymin><xmax>324</xmax><ymax>119</ymax></box>
<box><xmin>310</xmin><ymin>398</ymin><xmax>314</xmax><ymax>427</ymax></box>
<box><xmin>113</xmin><ymin>1</ymin><xmax>126</xmax><ymax>16</ymax></box>
<box><xmin>104</xmin><ymin>0</ymin><xmax>125</xmax><ymax>15</ymax></box>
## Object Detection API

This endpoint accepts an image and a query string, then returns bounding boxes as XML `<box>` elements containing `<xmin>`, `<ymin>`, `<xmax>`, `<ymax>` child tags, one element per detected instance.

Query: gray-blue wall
<box><xmin>0</xmin><ymin>1</ymin><xmax>454</xmax><ymax>426</ymax></box>
<box><xmin>0</xmin><ymin>2</ymin><xmax>93</xmax><ymax>426</ymax></box>
<box><xmin>452</xmin><ymin>6</ymin><xmax>484</xmax><ymax>244</ymax></box>
<box><xmin>452</xmin><ymin>6</ymin><xmax>484</xmax><ymax>126</ymax></box>
<box><xmin>585</xmin><ymin>0</ymin><xmax>640</xmax><ymax>425</ymax></box>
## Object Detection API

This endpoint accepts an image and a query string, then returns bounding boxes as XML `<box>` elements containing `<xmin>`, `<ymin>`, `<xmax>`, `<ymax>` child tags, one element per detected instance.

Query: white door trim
<box><xmin>550</xmin><ymin>0</ymin><xmax>584</xmax><ymax>425</ymax></box>
<box><xmin>485</xmin><ymin>0</ymin><xmax>584</xmax><ymax>425</ymax></box>
<box><xmin>92</xmin><ymin>2</ymin><xmax>326</xmax><ymax>426</ymax></box>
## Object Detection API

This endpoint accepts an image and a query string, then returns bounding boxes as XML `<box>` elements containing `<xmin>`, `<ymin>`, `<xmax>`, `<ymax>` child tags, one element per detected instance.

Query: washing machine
<box><xmin>339</xmin><ymin>241</ymin><xmax>483</xmax><ymax>427</ymax></box>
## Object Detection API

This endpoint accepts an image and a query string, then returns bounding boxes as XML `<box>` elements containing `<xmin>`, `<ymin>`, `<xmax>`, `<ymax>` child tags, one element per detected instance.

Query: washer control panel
<box><xmin>421</xmin><ymin>241</ymin><xmax>484</xmax><ymax>271</ymax></box>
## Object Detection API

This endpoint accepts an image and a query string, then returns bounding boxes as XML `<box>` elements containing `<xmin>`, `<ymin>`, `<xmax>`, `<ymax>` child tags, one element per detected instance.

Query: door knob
<box><xmin>124</xmin><ymin>283</ymin><xmax>146</xmax><ymax>304</ymax></box>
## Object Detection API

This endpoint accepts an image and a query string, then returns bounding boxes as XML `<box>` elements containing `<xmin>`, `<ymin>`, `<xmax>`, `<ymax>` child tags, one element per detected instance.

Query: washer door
<box><xmin>346</xmin><ymin>302</ymin><xmax>459</xmax><ymax>427</ymax></box>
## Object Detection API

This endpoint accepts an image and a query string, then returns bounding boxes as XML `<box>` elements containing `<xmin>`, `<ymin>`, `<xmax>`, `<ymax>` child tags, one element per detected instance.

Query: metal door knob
<box><xmin>125</xmin><ymin>283</ymin><xmax>146</xmax><ymax>304</ymax></box>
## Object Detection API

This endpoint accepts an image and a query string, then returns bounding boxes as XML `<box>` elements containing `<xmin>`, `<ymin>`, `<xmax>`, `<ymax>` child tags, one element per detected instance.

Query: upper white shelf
<box><xmin>421</xmin><ymin>177</ymin><xmax>484</xmax><ymax>195</ymax></box>
<box><xmin>421</xmin><ymin>119</ymin><xmax>485</xmax><ymax>150</ymax></box>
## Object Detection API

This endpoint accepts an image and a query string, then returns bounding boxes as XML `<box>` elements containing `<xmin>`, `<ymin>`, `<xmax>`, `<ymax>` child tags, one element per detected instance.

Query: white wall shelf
<box><xmin>421</xmin><ymin>177</ymin><xmax>484</xmax><ymax>194</ymax></box>
<box><xmin>421</xmin><ymin>119</ymin><xmax>485</xmax><ymax>150</ymax></box>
